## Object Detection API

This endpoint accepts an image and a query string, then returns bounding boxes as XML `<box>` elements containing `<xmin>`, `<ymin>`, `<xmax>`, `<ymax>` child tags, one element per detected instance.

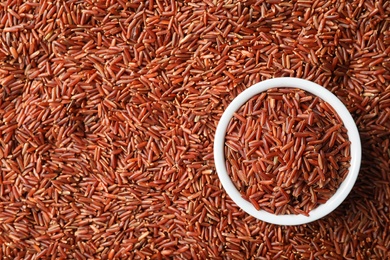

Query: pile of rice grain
<box><xmin>0</xmin><ymin>0</ymin><xmax>389</xmax><ymax>259</ymax></box>
<box><xmin>225</xmin><ymin>88</ymin><xmax>351</xmax><ymax>216</ymax></box>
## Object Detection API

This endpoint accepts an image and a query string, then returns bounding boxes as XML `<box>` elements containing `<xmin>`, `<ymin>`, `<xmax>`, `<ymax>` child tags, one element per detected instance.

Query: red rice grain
<box><xmin>225</xmin><ymin>89</ymin><xmax>351</xmax><ymax>216</ymax></box>
<box><xmin>0</xmin><ymin>0</ymin><xmax>389</xmax><ymax>259</ymax></box>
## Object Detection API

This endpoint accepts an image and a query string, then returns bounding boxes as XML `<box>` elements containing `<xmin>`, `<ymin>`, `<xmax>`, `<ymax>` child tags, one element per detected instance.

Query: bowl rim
<box><xmin>213</xmin><ymin>77</ymin><xmax>362</xmax><ymax>225</ymax></box>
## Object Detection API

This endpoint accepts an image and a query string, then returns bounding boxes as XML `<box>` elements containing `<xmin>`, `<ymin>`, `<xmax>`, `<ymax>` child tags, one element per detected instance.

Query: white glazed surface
<box><xmin>214</xmin><ymin>77</ymin><xmax>362</xmax><ymax>225</ymax></box>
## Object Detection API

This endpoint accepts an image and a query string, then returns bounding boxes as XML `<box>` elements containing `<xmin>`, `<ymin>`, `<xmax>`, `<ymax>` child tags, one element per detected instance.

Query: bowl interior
<box><xmin>214</xmin><ymin>77</ymin><xmax>362</xmax><ymax>225</ymax></box>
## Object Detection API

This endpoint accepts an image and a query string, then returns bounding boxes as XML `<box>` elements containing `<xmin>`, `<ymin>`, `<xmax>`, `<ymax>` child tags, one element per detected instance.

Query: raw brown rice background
<box><xmin>0</xmin><ymin>0</ymin><xmax>389</xmax><ymax>259</ymax></box>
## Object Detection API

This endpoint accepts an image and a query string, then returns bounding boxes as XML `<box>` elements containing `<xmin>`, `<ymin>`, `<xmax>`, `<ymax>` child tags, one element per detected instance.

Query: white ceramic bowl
<box><xmin>214</xmin><ymin>77</ymin><xmax>361</xmax><ymax>225</ymax></box>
